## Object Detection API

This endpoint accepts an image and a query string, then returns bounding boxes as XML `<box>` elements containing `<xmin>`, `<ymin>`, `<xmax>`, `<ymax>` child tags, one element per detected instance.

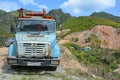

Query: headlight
<box><xmin>51</xmin><ymin>60</ymin><xmax>59</xmax><ymax>65</ymax></box>
<box><xmin>48</xmin><ymin>45</ymin><xmax>51</xmax><ymax>57</ymax></box>
<box><xmin>43</xmin><ymin>44</ymin><xmax>51</xmax><ymax>57</ymax></box>
<box><xmin>17</xmin><ymin>43</ymin><xmax>24</xmax><ymax>57</ymax></box>
<box><xmin>8</xmin><ymin>60</ymin><xmax>17</xmax><ymax>64</ymax></box>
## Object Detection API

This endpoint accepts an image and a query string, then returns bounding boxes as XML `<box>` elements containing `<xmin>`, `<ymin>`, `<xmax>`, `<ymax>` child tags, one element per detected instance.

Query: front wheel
<box><xmin>50</xmin><ymin>66</ymin><xmax>57</xmax><ymax>71</ymax></box>
<box><xmin>10</xmin><ymin>65</ymin><xmax>15</xmax><ymax>69</ymax></box>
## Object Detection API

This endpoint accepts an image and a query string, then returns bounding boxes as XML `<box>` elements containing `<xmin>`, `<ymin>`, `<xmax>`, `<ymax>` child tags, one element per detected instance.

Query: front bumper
<box><xmin>7</xmin><ymin>57</ymin><xmax>60</xmax><ymax>66</ymax></box>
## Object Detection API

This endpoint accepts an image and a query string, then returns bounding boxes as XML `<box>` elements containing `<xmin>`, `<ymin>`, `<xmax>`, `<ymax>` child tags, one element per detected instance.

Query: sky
<box><xmin>0</xmin><ymin>0</ymin><xmax>120</xmax><ymax>17</ymax></box>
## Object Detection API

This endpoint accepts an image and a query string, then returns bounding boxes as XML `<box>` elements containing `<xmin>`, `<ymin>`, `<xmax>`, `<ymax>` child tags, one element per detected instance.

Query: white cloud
<box><xmin>0</xmin><ymin>1</ymin><xmax>20</xmax><ymax>12</ymax></box>
<box><xmin>39</xmin><ymin>5</ymin><xmax>48</xmax><ymax>10</ymax></box>
<box><xmin>19</xmin><ymin>0</ymin><xmax>48</xmax><ymax>10</ymax></box>
<box><xmin>60</xmin><ymin>0</ymin><xmax>116</xmax><ymax>16</ymax></box>
<box><xmin>19</xmin><ymin>0</ymin><xmax>37</xmax><ymax>6</ymax></box>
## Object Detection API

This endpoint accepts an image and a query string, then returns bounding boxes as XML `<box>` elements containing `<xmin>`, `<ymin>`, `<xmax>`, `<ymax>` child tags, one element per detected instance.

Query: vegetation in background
<box><xmin>62</xmin><ymin>16</ymin><xmax>120</xmax><ymax>37</ymax></box>
<box><xmin>0</xmin><ymin>10</ymin><xmax>16</xmax><ymax>47</ymax></box>
<box><xmin>0</xmin><ymin>10</ymin><xmax>15</xmax><ymax>32</ymax></box>
<box><xmin>91</xmin><ymin>12</ymin><xmax>120</xmax><ymax>23</ymax></box>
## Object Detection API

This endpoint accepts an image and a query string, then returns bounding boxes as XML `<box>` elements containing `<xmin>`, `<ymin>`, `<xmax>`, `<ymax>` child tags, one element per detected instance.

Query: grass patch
<box><xmin>92</xmin><ymin>77</ymin><xmax>103</xmax><ymax>80</ymax></box>
<box><xmin>21</xmin><ymin>76</ymin><xmax>27</xmax><ymax>80</ymax></box>
<box><xmin>28</xmin><ymin>77</ymin><xmax>35</xmax><ymax>80</ymax></box>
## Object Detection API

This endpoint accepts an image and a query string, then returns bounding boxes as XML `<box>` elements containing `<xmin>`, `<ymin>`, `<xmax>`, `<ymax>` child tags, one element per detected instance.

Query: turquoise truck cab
<box><xmin>7</xmin><ymin>8</ymin><xmax>60</xmax><ymax>70</ymax></box>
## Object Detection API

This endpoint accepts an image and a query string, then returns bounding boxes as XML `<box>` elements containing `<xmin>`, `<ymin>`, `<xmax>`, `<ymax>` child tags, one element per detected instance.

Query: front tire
<box><xmin>10</xmin><ymin>65</ymin><xmax>15</xmax><ymax>69</ymax></box>
<box><xmin>51</xmin><ymin>66</ymin><xmax>57</xmax><ymax>71</ymax></box>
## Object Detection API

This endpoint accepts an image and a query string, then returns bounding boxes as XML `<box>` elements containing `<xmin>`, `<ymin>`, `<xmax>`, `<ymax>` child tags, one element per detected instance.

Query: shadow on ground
<box><xmin>1</xmin><ymin>56</ymin><xmax>56</xmax><ymax>75</ymax></box>
<box><xmin>2</xmin><ymin>66</ymin><xmax>57</xmax><ymax>75</ymax></box>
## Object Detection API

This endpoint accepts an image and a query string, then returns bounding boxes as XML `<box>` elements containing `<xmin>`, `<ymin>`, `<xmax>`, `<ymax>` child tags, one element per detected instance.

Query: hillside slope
<box><xmin>91</xmin><ymin>12</ymin><xmax>120</xmax><ymax>23</ymax></box>
<box><xmin>0</xmin><ymin>10</ymin><xmax>15</xmax><ymax>47</ymax></box>
<box><xmin>64</xmin><ymin>25</ymin><xmax>120</xmax><ymax>49</ymax></box>
<box><xmin>62</xmin><ymin>16</ymin><xmax>120</xmax><ymax>37</ymax></box>
<box><xmin>0</xmin><ymin>10</ymin><xmax>14</xmax><ymax>32</ymax></box>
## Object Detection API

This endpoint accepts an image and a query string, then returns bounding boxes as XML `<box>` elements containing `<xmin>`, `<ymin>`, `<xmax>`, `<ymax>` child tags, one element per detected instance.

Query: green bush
<box><xmin>72</xmin><ymin>37</ymin><xmax>79</xmax><ymax>42</ymax></box>
<box><xmin>78</xmin><ymin>51</ymin><xmax>86</xmax><ymax>62</ymax></box>
<box><xmin>110</xmin><ymin>62</ymin><xmax>118</xmax><ymax>70</ymax></box>
<box><xmin>88</xmin><ymin>55</ymin><xmax>97</xmax><ymax>63</ymax></box>
<box><xmin>64</xmin><ymin>43</ymin><xmax>119</xmax><ymax>73</ymax></box>
<box><xmin>113</xmin><ymin>51</ymin><xmax>120</xmax><ymax>64</ymax></box>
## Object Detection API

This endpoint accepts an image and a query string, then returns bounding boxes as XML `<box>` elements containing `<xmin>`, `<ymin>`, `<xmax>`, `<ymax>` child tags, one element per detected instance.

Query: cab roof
<box><xmin>16</xmin><ymin>8</ymin><xmax>54</xmax><ymax>20</ymax></box>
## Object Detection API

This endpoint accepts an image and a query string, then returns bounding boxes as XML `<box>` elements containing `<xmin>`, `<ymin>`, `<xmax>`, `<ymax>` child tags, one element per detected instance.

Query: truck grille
<box><xmin>18</xmin><ymin>43</ymin><xmax>49</xmax><ymax>57</ymax></box>
<box><xmin>24</xmin><ymin>43</ymin><xmax>44</xmax><ymax>53</ymax></box>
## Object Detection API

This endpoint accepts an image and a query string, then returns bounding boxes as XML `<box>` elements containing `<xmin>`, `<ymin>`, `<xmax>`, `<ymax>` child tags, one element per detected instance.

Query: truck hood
<box><xmin>16</xmin><ymin>32</ymin><xmax>56</xmax><ymax>43</ymax></box>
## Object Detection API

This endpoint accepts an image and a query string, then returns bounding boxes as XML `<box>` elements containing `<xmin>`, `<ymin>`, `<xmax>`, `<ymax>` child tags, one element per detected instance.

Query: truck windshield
<box><xmin>17</xmin><ymin>20</ymin><xmax>56</xmax><ymax>32</ymax></box>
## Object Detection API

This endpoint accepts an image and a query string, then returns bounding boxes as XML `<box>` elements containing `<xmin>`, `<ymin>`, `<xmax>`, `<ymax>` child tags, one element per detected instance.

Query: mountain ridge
<box><xmin>91</xmin><ymin>12</ymin><xmax>120</xmax><ymax>23</ymax></box>
<box><xmin>47</xmin><ymin>9</ymin><xmax>72</xmax><ymax>26</ymax></box>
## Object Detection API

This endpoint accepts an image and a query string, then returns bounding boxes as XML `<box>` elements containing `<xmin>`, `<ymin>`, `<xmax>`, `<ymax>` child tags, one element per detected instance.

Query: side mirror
<box><xmin>4</xmin><ymin>37</ymin><xmax>15</xmax><ymax>47</ymax></box>
<box><xmin>4</xmin><ymin>39</ymin><xmax>11</xmax><ymax>47</ymax></box>
<box><xmin>10</xmin><ymin>24</ymin><xmax>15</xmax><ymax>33</ymax></box>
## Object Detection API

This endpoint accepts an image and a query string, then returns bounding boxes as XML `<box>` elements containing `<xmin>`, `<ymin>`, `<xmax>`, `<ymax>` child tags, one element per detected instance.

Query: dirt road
<box><xmin>0</xmin><ymin>47</ymin><xmax>9</xmax><ymax>73</ymax></box>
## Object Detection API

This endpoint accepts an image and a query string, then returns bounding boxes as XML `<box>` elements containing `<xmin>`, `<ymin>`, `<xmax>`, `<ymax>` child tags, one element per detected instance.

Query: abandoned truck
<box><xmin>7</xmin><ymin>8</ymin><xmax>60</xmax><ymax>70</ymax></box>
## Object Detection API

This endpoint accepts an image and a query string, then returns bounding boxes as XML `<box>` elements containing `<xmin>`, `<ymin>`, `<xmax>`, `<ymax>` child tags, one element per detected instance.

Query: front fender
<box><xmin>50</xmin><ymin>44</ymin><xmax>60</xmax><ymax>58</ymax></box>
<box><xmin>8</xmin><ymin>43</ymin><xmax>17</xmax><ymax>57</ymax></box>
